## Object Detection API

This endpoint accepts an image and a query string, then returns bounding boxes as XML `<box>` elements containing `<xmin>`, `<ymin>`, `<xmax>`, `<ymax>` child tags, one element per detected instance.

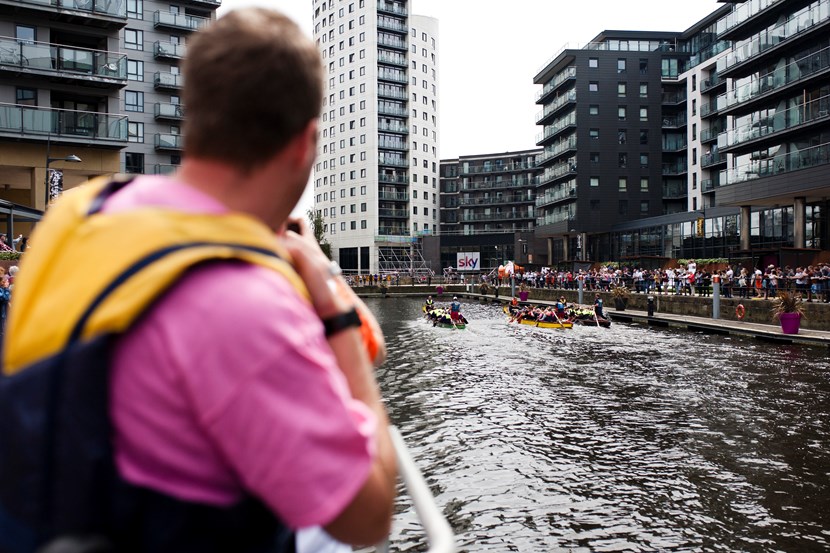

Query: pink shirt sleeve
<box><xmin>112</xmin><ymin>262</ymin><xmax>377</xmax><ymax>529</ymax></box>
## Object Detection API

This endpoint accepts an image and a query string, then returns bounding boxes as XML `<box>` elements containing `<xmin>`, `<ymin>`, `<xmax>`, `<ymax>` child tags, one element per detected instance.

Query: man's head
<box><xmin>183</xmin><ymin>9</ymin><xmax>323</xmax><ymax>173</ymax></box>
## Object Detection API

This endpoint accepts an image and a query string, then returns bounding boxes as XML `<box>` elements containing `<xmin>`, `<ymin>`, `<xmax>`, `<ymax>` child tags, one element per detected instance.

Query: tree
<box><xmin>307</xmin><ymin>208</ymin><xmax>332</xmax><ymax>259</ymax></box>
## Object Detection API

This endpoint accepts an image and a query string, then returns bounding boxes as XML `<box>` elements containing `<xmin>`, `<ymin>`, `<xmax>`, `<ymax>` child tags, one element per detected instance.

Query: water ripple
<box><xmin>367</xmin><ymin>297</ymin><xmax>830</xmax><ymax>552</ymax></box>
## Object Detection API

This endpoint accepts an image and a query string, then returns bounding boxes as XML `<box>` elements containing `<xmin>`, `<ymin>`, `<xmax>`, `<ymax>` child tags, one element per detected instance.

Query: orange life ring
<box><xmin>735</xmin><ymin>304</ymin><xmax>745</xmax><ymax>320</ymax></box>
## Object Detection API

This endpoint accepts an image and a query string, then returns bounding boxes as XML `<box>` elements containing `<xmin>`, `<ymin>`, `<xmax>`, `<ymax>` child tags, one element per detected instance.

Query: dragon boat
<box><xmin>424</xmin><ymin>304</ymin><xmax>467</xmax><ymax>329</ymax></box>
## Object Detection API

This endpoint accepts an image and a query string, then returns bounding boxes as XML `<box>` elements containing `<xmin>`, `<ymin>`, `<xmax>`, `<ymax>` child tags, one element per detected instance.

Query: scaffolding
<box><xmin>377</xmin><ymin>240</ymin><xmax>433</xmax><ymax>276</ymax></box>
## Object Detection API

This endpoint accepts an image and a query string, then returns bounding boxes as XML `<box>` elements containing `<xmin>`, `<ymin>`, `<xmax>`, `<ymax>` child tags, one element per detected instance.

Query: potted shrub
<box><xmin>518</xmin><ymin>283</ymin><xmax>529</xmax><ymax>302</ymax></box>
<box><xmin>771</xmin><ymin>290</ymin><xmax>805</xmax><ymax>334</ymax></box>
<box><xmin>612</xmin><ymin>285</ymin><xmax>630</xmax><ymax>311</ymax></box>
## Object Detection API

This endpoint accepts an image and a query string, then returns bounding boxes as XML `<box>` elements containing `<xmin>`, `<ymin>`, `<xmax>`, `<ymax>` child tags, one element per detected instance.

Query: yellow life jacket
<box><xmin>3</xmin><ymin>175</ymin><xmax>309</xmax><ymax>375</ymax></box>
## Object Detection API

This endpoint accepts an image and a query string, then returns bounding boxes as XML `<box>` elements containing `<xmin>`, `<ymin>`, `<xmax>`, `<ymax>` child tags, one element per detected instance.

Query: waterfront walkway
<box><xmin>358</xmin><ymin>285</ymin><xmax>830</xmax><ymax>348</ymax></box>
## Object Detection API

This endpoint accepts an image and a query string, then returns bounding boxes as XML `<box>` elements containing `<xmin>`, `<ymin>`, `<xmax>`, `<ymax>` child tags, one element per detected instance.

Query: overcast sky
<box><xmin>218</xmin><ymin>0</ymin><xmax>726</xmax><ymax>214</ymax></box>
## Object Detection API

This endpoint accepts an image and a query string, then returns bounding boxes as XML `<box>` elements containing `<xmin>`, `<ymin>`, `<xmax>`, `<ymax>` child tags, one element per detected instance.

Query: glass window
<box><xmin>589</xmin><ymin>104</ymin><xmax>599</xmax><ymax>115</ymax></box>
<box><xmin>617</xmin><ymin>82</ymin><xmax>626</xmax><ymax>97</ymax></box>
<box><xmin>640</xmin><ymin>200</ymin><xmax>649</xmax><ymax>213</ymax></box>
<box><xmin>619</xmin><ymin>200</ymin><xmax>628</xmax><ymax>215</ymax></box>
<box><xmin>639</xmin><ymin>129</ymin><xmax>648</xmax><ymax>144</ymax></box>
<box><xmin>618</xmin><ymin>177</ymin><xmax>627</xmax><ymax>192</ymax></box>
<box><xmin>590</xmin><ymin>177</ymin><xmax>599</xmax><ymax>187</ymax></box>
<box><xmin>691</xmin><ymin>75</ymin><xmax>697</xmax><ymax>91</ymax></box>
<box><xmin>617</xmin><ymin>59</ymin><xmax>626</xmax><ymax>73</ymax></box>
<box><xmin>589</xmin><ymin>58</ymin><xmax>598</xmax><ymax>68</ymax></box>
<box><xmin>589</xmin><ymin>128</ymin><xmax>599</xmax><ymax>140</ymax></box>
<box><xmin>618</xmin><ymin>153</ymin><xmax>627</xmax><ymax>168</ymax></box>
<box><xmin>639</xmin><ymin>58</ymin><xmax>648</xmax><ymax>74</ymax></box>
<box><xmin>125</xmin><ymin>90</ymin><xmax>144</xmax><ymax>112</ymax></box>
<box><xmin>618</xmin><ymin>106</ymin><xmax>626</xmax><ymax>120</ymax></box>
<box><xmin>640</xmin><ymin>153</ymin><xmax>648</xmax><ymax>168</ymax></box>
<box><xmin>590</xmin><ymin>152</ymin><xmax>600</xmax><ymax>163</ymax></box>
<box><xmin>127</xmin><ymin>59</ymin><xmax>143</xmax><ymax>81</ymax></box>
<box><xmin>640</xmin><ymin>177</ymin><xmax>648</xmax><ymax>192</ymax></box>
<box><xmin>618</xmin><ymin>129</ymin><xmax>626</xmax><ymax>144</ymax></box>
<box><xmin>126</xmin><ymin>0</ymin><xmax>142</xmax><ymax>18</ymax></box>
<box><xmin>639</xmin><ymin>83</ymin><xmax>647</xmax><ymax>98</ymax></box>
<box><xmin>124</xmin><ymin>29</ymin><xmax>143</xmax><ymax>50</ymax></box>
<box><xmin>589</xmin><ymin>82</ymin><xmax>598</xmax><ymax>92</ymax></box>
<box><xmin>639</xmin><ymin>107</ymin><xmax>648</xmax><ymax>121</ymax></box>
<box><xmin>15</xmin><ymin>25</ymin><xmax>36</xmax><ymax>43</ymax></box>
<box><xmin>127</xmin><ymin>121</ymin><xmax>144</xmax><ymax>143</ymax></box>
<box><xmin>16</xmin><ymin>87</ymin><xmax>36</xmax><ymax>106</ymax></box>
<box><xmin>125</xmin><ymin>152</ymin><xmax>144</xmax><ymax>174</ymax></box>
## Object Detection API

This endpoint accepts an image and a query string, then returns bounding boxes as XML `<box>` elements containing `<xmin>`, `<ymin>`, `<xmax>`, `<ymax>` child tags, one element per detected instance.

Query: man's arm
<box><xmin>280</xmin><ymin>219</ymin><xmax>397</xmax><ymax>545</ymax></box>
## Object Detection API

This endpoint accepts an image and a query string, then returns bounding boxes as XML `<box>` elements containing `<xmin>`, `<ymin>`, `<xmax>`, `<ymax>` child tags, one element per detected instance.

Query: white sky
<box><xmin>218</xmin><ymin>0</ymin><xmax>726</xmax><ymax>215</ymax></box>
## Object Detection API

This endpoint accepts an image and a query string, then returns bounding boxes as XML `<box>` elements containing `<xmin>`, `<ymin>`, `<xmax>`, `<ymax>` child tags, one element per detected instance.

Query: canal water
<box><xmin>368</xmin><ymin>297</ymin><xmax>830</xmax><ymax>552</ymax></box>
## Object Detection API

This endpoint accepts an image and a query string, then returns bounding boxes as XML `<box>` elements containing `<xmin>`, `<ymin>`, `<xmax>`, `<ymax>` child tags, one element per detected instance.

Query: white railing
<box><xmin>372</xmin><ymin>427</ymin><xmax>456</xmax><ymax>553</ymax></box>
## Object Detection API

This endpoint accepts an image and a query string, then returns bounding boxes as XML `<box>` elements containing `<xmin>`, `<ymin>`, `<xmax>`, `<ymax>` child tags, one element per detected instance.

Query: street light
<box><xmin>44</xmin><ymin>134</ymin><xmax>82</xmax><ymax>208</ymax></box>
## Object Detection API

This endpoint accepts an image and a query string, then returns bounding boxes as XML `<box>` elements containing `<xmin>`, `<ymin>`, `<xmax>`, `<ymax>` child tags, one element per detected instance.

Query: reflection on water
<box><xmin>368</xmin><ymin>297</ymin><xmax>830</xmax><ymax>552</ymax></box>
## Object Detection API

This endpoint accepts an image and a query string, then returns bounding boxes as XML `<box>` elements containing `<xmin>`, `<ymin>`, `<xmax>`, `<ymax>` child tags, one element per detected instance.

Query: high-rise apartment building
<box><xmin>312</xmin><ymin>0</ymin><xmax>439</xmax><ymax>274</ymax></box>
<box><xmin>0</xmin><ymin>0</ymin><xmax>219</xmax><ymax>229</ymax></box>
<box><xmin>0</xmin><ymin>0</ymin><xmax>128</xmax><ymax>219</ymax></box>
<box><xmin>120</xmin><ymin>0</ymin><xmax>219</xmax><ymax>176</ymax></box>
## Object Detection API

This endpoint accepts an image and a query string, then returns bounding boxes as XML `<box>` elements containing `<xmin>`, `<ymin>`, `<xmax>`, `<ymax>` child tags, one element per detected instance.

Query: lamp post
<box><xmin>44</xmin><ymin>135</ymin><xmax>82</xmax><ymax>208</ymax></box>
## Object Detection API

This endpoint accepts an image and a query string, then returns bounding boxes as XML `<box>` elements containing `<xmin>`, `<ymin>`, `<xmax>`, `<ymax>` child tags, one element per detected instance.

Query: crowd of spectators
<box><xmin>493</xmin><ymin>261</ymin><xmax>830</xmax><ymax>303</ymax></box>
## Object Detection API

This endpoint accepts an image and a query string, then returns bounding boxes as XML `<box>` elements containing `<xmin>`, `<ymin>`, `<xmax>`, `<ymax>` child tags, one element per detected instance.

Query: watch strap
<box><xmin>322</xmin><ymin>307</ymin><xmax>362</xmax><ymax>337</ymax></box>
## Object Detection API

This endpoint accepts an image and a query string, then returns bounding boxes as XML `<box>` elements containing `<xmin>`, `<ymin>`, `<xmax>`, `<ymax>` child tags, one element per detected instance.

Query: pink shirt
<box><xmin>107</xmin><ymin>176</ymin><xmax>376</xmax><ymax>529</ymax></box>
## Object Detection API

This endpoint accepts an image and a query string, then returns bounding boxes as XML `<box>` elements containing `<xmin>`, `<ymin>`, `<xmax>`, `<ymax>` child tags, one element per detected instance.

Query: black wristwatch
<box><xmin>322</xmin><ymin>307</ymin><xmax>362</xmax><ymax>337</ymax></box>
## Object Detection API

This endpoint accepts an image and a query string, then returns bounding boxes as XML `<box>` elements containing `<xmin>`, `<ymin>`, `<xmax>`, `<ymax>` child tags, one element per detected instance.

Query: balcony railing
<box><xmin>378</xmin><ymin>156</ymin><xmax>408</xmax><ymax>167</ymax></box>
<box><xmin>154</xmin><ymin>40</ymin><xmax>186</xmax><ymax>59</ymax></box>
<box><xmin>721</xmin><ymin>141</ymin><xmax>830</xmax><ymax>185</ymax></box>
<box><xmin>0</xmin><ymin>36</ymin><xmax>127</xmax><ymax>81</ymax></box>
<box><xmin>377</xmin><ymin>35</ymin><xmax>407</xmax><ymax>50</ymax></box>
<box><xmin>536</xmin><ymin>66</ymin><xmax>575</xmax><ymax>103</ymax></box>
<box><xmin>0</xmin><ymin>102</ymin><xmax>128</xmax><ymax>143</ymax></box>
<box><xmin>376</xmin><ymin>226</ymin><xmax>409</xmax><ymax>236</ymax></box>
<box><xmin>701</xmin><ymin>152</ymin><xmax>726</xmax><ymax>168</ymax></box>
<box><xmin>662</xmin><ymin>114</ymin><xmax>687</xmax><ymax>128</ymax></box>
<box><xmin>536</xmin><ymin>111</ymin><xmax>576</xmax><ymax>144</ymax></box>
<box><xmin>377</xmin><ymin>16</ymin><xmax>407</xmax><ymax>33</ymax></box>
<box><xmin>720</xmin><ymin>94</ymin><xmax>830</xmax><ymax>150</ymax></box>
<box><xmin>458</xmin><ymin>194</ymin><xmax>533</xmax><ymax>206</ymax></box>
<box><xmin>378</xmin><ymin>104</ymin><xmax>407</xmax><ymax>117</ymax></box>
<box><xmin>377</xmin><ymin>1</ymin><xmax>407</xmax><ymax>16</ymax></box>
<box><xmin>460</xmin><ymin>177</ymin><xmax>536</xmax><ymax>190</ymax></box>
<box><xmin>460</xmin><ymin>211</ymin><xmax>533</xmax><ymax>222</ymax></box>
<box><xmin>458</xmin><ymin>162</ymin><xmax>536</xmax><ymax>175</ymax></box>
<box><xmin>154</xmin><ymin>71</ymin><xmax>183</xmax><ymax>89</ymax></box>
<box><xmin>662</xmin><ymin>183</ymin><xmax>687</xmax><ymax>199</ymax></box>
<box><xmin>536</xmin><ymin>180</ymin><xmax>576</xmax><ymax>208</ymax></box>
<box><xmin>153</xmin><ymin>164</ymin><xmax>178</xmax><ymax>175</ymax></box>
<box><xmin>377</xmin><ymin>50</ymin><xmax>407</xmax><ymax>67</ymax></box>
<box><xmin>661</xmin><ymin>90</ymin><xmax>687</xmax><ymax>104</ymax></box>
<box><xmin>717</xmin><ymin>45</ymin><xmax>830</xmax><ymax>113</ymax></box>
<box><xmin>4</xmin><ymin>0</ymin><xmax>127</xmax><ymax>19</ymax></box>
<box><xmin>700</xmin><ymin>127</ymin><xmax>721</xmax><ymax>143</ymax></box>
<box><xmin>538</xmin><ymin>137</ymin><xmax>577</xmax><ymax>164</ymax></box>
<box><xmin>378</xmin><ymin>190</ymin><xmax>409</xmax><ymax>201</ymax></box>
<box><xmin>662</xmin><ymin>161</ymin><xmax>688</xmax><ymax>175</ymax></box>
<box><xmin>535</xmin><ymin>89</ymin><xmax>576</xmax><ymax>123</ymax></box>
<box><xmin>154</xmin><ymin>133</ymin><xmax>183</xmax><ymax>150</ymax></box>
<box><xmin>716</xmin><ymin>0</ymin><xmax>785</xmax><ymax>37</ymax></box>
<box><xmin>377</xmin><ymin>86</ymin><xmax>406</xmax><ymax>100</ymax></box>
<box><xmin>154</xmin><ymin>102</ymin><xmax>184</xmax><ymax>120</ymax></box>
<box><xmin>378</xmin><ymin>174</ymin><xmax>408</xmax><ymax>185</ymax></box>
<box><xmin>153</xmin><ymin>10</ymin><xmax>210</xmax><ymax>32</ymax></box>
<box><xmin>717</xmin><ymin>0</ymin><xmax>830</xmax><ymax>74</ymax></box>
<box><xmin>700</xmin><ymin>100</ymin><xmax>719</xmax><ymax>118</ymax></box>
<box><xmin>379</xmin><ymin>208</ymin><xmax>408</xmax><ymax>218</ymax></box>
<box><xmin>539</xmin><ymin>157</ymin><xmax>576</xmax><ymax>186</ymax></box>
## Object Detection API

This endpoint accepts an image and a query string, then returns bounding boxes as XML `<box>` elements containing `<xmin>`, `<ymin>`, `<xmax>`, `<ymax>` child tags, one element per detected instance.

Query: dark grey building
<box><xmin>437</xmin><ymin>150</ymin><xmax>541</xmax><ymax>273</ymax></box>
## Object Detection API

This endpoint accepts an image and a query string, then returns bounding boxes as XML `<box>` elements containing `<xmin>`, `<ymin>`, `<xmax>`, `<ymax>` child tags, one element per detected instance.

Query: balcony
<box><xmin>376</xmin><ymin>226</ymin><xmax>410</xmax><ymax>238</ymax></box>
<box><xmin>458</xmin><ymin>162</ymin><xmax>536</xmax><ymax>175</ymax></box>
<box><xmin>536</xmin><ymin>66</ymin><xmax>575</xmax><ymax>104</ymax></box>
<box><xmin>536</xmin><ymin>112</ymin><xmax>576</xmax><ymax>146</ymax></box>
<box><xmin>377</xmin><ymin>1</ymin><xmax>407</xmax><ymax>17</ymax></box>
<box><xmin>0</xmin><ymin>37</ymin><xmax>127</xmax><ymax>86</ymax></box>
<box><xmin>378</xmin><ymin>190</ymin><xmax>409</xmax><ymax>201</ymax></box>
<box><xmin>377</xmin><ymin>68</ymin><xmax>407</xmax><ymax>84</ymax></box>
<box><xmin>538</xmin><ymin>136</ymin><xmax>577</xmax><ymax>165</ymax></box>
<box><xmin>662</xmin><ymin>183</ymin><xmax>687</xmax><ymax>199</ymax></box>
<box><xmin>460</xmin><ymin>211</ymin><xmax>533</xmax><ymax>222</ymax></box>
<box><xmin>153</xmin><ymin>10</ymin><xmax>210</xmax><ymax>32</ymax></box>
<box><xmin>536</xmin><ymin>182</ymin><xmax>576</xmax><ymax>208</ymax></box>
<box><xmin>154</xmin><ymin>71</ymin><xmax>183</xmax><ymax>90</ymax></box>
<box><xmin>701</xmin><ymin>152</ymin><xmax>726</xmax><ymax>168</ymax></box>
<box><xmin>154</xmin><ymin>102</ymin><xmax>184</xmax><ymax>121</ymax></box>
<box><xmin>378</xmin><ymin>155</ymin><xmax>407</xmax><ymax>168</ymax></box>
<box><xmin>700</xmin><ymin>100</ymin><xmax>719</xmax><ymax>118</ymax></box>
<box><xmin>662</xmin><ymin>138</ymin><xmax>688</xmax><ymax>152</ymax></box>
<box><xmin>535</xmin><ymin>89</ymin><xmax>576</xmax><ymax>124</ymax></box>
<box><xmin>378</xmin><ymin>121</ymin><xmax>408</xmax><ymax>134</ymax></box>
<box><xmin>717</xmin><ymin>0</ymin><xmax>830</xmax><ymax>75</ymax></box>
<box><xmin>721</xmin><ymin>140</ymin><xmax>830</xmax><ymax>185</ymax></box>
<box><xmin>661</xmin><ymin>114</ymin><xmax>687</xmax><ymax>128</ymax></box>
<box><xmin>153</xmin><ymin>164</ymin><xmax>178</xmax><ymax>175</ymax></box>
<box><xmin>377</xmin><ymin>104</ymin><xmax>407</xmax><ymax>117</ymax></box>
<box><xmin>154</xmin><ymin>133</ymin><xmax>183</xmax><ymax>151</ymax></box>
<box><xmin>377</xmin><ymin>16</ymin><xmax>407</xmax><ymax>34</ymax></box>
<box><xmin>662</xmin><ymin>161</ymin><xmax>688</xmax><ymax>176</ymax></box>
<box><xmin>377</xmin><ymin>35</ymin><xmax>407</xmax><ymax>51</ymax></box>
<box><xmin>701</xmin><ymin>73</ymin><xmax>725</xmax><ymax>93</ymax></box>
<box><xmin>458</xmin><ymin>194</ymin><xmax>533</xmax><ymax>207</ymax></box>
<box><xmin>717</xmin><ymin>45</ymin><xmax>830</xmax><ymax>115</ymax></box>
<box><xmin>700</xmin><ymin>127</ymin><xmax>721</xmax><ymax>143</ymax></box>
<box><xmin>377</xmin><ymin>85</ymin><xmax>406</xmax><ymax>100</ymax></box>
<box><xmin>0</xmin><ymin>0</ymin><xmax>126</xmax><ymax>27</ymax></box>
<box><xmin>538</xmin><ymin>157</ymin><xmax>576</xmax><ymax>186</ymax></box>
<box><xmin>719</xmin><ymin>94</ymin><xmax>830</xmax><ymax>151</ymax></box>
<box><xmin>378</xmin><ymin>174</ymin><xmax>408</xmax><ymax>185</ymax></box>
<box><xmin>377</xmin><ymin>50</ymin><xmax>407</xmax><ymax>68</ymax></box>
<box><xmin>716</xmin><ymin>0</ymin><xmax>785</xmax><ymax>38</ymax></box>
<box><xmin>701</xmin><ymin>175</ymin><xmax>720</xmax><ymax>192</ymax></box>
<box><xmin>460</xmin><ymin>177</ymin><xmax>535</xmax><ymax>190</ymax></box>
<box><xmin>154</xmin><ymin>41</ymin><xmax>186</xmax><ymax>60</ymax></box>
<box><xmin>0</xmin><ymin>102</ymin><xmax>127</xmax><ymax>146</ymax></box>
<box><xmin>661</xmin><ymin>90</ymin><xmax>687</xmax><ymax>105</ymax></box>
<box><xmin>378</xmin><ymin>208</ymin><xmax>408</xmax><ymax>218</ymax></box>
<box><xmin>378</xmin><ymin>139</ymin><xmax>408</xmax><ymax>151</ymax></box>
